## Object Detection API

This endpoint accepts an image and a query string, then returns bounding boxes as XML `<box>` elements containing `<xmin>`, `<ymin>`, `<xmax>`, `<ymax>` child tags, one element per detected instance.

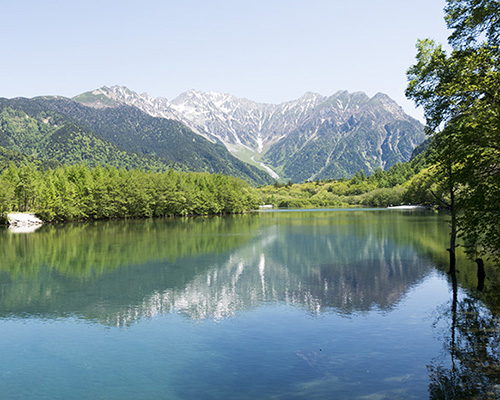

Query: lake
<box><xmin>0</xmin><ymin>209</ymin><xmax>498</xmax><ymax>399</ymax></box>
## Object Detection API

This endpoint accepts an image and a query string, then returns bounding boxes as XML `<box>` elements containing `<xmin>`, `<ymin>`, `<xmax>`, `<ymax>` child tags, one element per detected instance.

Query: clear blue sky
<box><xmin>1</xmin><ymin>0</ymin><xmax>450</xmax><ymax>121</ymax></box>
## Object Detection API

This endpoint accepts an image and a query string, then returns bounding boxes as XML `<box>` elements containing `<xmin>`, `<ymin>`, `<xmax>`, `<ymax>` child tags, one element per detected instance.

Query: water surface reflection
<box><xmin>3</xmin><ymin>210</ymin><xmax>494</xmax><ymax>399</ymax></box>
<box><xmin>0</xmin><ymin>210</ymin><xmax>446</xmax><ymax>325</ymax></box>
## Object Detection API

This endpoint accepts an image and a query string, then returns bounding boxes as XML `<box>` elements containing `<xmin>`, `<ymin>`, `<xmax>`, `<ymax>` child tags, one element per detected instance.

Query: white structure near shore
<box><xmin>7</xmin><ymin>213</ymin><xmax>43</xmax><ymax>233</ymax></box>
<box><xmin>386</xmin><ymin>205</ymin><xmax>427</xmax><ymax>210</ymax></box>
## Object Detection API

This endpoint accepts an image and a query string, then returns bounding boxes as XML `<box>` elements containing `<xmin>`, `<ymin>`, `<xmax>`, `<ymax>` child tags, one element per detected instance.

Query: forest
<box><xmin>405</xmin><ymin>0</ymin><xmax>500</xmax><ymax>264</ymax></box>
<box><xmin>0</xmin><ymin>163</ymin><xmax>261</xmax><ymax>223</ymax></box>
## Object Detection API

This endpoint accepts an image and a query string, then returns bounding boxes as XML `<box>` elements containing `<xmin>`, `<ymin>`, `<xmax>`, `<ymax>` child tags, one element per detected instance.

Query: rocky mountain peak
<box><xmin>73</xmin><ymin>86</ymin><xmax>425</xmax><ymax>181</ymax></box>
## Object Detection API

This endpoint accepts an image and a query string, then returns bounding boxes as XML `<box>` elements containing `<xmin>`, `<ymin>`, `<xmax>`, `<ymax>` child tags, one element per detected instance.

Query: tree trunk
<box><xmin>448</xmin><ymin>186</ymin><xmax>457</xmax><ymax>275</ymax></box>
<box><xmin>476</xmin><ymin>258</ymin><xmax>486</xmax><ymax>291</ymax></box>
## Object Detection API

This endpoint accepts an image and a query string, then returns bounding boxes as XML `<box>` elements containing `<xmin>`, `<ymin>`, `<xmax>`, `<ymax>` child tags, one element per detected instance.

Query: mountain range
<box><xmin>75</xmin><ymin>86</ymin><xmax>426</xmax><ymax>181</ymax></box>
<box><xmin>1</xmin><ymin>86</ymin><xmax>425</xmax><ymax>184</ymax></box>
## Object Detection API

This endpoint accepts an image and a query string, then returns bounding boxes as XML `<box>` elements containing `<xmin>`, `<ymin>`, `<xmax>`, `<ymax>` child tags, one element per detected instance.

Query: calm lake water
<box><xmin>0</xmin><ymin>209</ymin><xmax>496</xmax><ymax>399</ymax></box>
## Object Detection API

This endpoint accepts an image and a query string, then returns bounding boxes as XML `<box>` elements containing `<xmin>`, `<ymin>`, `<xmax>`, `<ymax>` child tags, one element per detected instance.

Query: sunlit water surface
<box><xmin>0</xmin><ymin>210</ymin><xmax>465</xmax><ymax>399</ymax></box>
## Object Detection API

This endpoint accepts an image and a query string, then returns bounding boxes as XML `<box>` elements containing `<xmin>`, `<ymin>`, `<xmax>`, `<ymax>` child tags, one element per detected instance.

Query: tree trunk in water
<box><xmin>476</xmin><ymin>258</ymin><xmax>486</xmax><ymax>291</ymax></box>
<box><xmin>448</xmin><ymin>188</ymin><xmax>457</xmax><ymax>275</ymax></box>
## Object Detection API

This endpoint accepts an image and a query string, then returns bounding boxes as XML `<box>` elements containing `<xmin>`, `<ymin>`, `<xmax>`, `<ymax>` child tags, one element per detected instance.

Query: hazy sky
<box><xmin>1</xmin><ymin>0</ymin><xmax>450</xmax><ymax>121</ymax></box>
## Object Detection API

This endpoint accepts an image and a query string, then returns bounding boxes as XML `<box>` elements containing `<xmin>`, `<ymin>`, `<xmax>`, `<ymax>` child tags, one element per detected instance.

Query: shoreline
<box><xmin>1</xmin><ymin>205</ymin><xmax>430</xmax><ymax>232</ymax></box>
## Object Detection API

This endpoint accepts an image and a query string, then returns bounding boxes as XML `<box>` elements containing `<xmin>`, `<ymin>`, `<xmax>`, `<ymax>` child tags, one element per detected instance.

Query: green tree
<box><xmin>406</xmin><ymin>0</ymin><xmax>500</xmax><ymax>263</ymax></box>
<box><xmin>0</xmin><ymin>176</ymin><xmax>15</xmax><ymax>221</ymax></box>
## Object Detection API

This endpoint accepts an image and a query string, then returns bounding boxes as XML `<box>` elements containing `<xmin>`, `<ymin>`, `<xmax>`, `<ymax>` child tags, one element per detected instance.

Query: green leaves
<box><xmin>257</xmin><ymin>162</ymin><xmax>422</xmax><ymax>209</ymax></box>
<box><xmin>0</xmin><ymin>164</ymin><xmax>262</xmax><ymax>223</ymax></box>
<box><xmin>406</xmin><ymin>0</ymin><xmax>500</xmax><ymax>262</ymax></box>
<box><xmin>445</xmin><ymin>0</ymin><xmax>500</xmax><ymax>49</ymax></box>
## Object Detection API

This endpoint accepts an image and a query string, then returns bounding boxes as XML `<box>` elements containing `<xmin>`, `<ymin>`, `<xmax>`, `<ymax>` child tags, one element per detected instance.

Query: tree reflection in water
<box><xmin>428</xmin><ymin>268</ymin><xmax>500</xmax><ymax>399</ymax></box>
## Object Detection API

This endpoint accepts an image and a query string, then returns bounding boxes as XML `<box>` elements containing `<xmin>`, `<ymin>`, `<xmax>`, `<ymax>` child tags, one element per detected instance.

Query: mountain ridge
<box><xmin>74</xmin><ymin>86</ymin><xmax>425</xmax><ymax>181</ymax></box>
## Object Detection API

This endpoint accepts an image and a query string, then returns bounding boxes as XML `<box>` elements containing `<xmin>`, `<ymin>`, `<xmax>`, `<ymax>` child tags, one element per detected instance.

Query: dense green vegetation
<box><xmin>0</xmin><ymin>97</ymin><xmax>272</xmax><ymax>185</ymax></box>
<box><xmin>0</xmin><ymin>143</ymin><xmax>431</xmax><ymax>224</ymax></box>
<box><xmin>258</xmin><ymin>150</ymin><xmax>428</xmax><ymax>208</ymax></box>
<box><xmin>0</xmin><ymin>107</ymin><xmax>179</xmax><ymax>172</ymax></box>
<box><xmin>0</xmin><ymin>145</ymin><xmax>60</xmax><ymax>171</ymax></box>
<box><xmin>0</xmin><ymin>163</ymin><xmax>261</xmax><ymax>223</ymax></box>
<box><xmin>406</xmin><ymin>0</ymin><xmax>500</xmax><ymax>263</ymax></box>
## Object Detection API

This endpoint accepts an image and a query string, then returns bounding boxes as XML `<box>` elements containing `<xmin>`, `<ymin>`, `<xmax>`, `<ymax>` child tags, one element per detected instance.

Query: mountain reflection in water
<box><xmin>0</xmin><ymin>210</ymin><xmax>447</xmax><ymax>326</ymax></box>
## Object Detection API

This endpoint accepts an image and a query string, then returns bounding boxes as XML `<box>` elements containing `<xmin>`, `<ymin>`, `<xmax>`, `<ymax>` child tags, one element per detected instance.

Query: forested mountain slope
<box><xmin>0</xmin><ymin>145</ymin><xmax>59</xmax><ymax>172</ymax></box>
<box><xmin>0</xmin><ymin>97</ymin><xmax>272</xmax><ymax>185</ymax></box>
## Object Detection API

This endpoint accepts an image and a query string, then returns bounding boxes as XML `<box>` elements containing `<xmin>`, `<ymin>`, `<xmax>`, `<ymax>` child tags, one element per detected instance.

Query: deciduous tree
<box><xmin>406</xmin><ymin>0</ymin><xmax>500</xmax><ymax>262</ymax></box>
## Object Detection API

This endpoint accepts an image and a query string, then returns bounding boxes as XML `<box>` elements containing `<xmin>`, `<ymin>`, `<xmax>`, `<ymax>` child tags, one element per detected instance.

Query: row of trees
<box><xmin>1</xmin><ymin>159</ymin><xmax>428</xmax><ymax>225</ymax></box>
<box><xmin>406</xmin><ymin>0</ymin><xmax>500</xmax><ymax>263</ymax></box>
<box><xmin>0</xmin><ymin>164</ymin><xmax>261</xmax><ymax>223</ymax></box>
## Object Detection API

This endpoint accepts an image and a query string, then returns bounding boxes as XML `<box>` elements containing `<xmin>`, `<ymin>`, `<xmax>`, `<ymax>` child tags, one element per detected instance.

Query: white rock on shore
<box><xmin>7</xmin><ymin>213</ymin><xmax>43</xmax><ymax>233</ymax></box>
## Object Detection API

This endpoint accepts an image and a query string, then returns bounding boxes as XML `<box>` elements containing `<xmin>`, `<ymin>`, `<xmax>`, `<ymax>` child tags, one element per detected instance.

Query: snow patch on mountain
<box><xmin>80</xmin><ymin>86</ymin><xmax>425</xmax><ymax>180</ymax></box>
